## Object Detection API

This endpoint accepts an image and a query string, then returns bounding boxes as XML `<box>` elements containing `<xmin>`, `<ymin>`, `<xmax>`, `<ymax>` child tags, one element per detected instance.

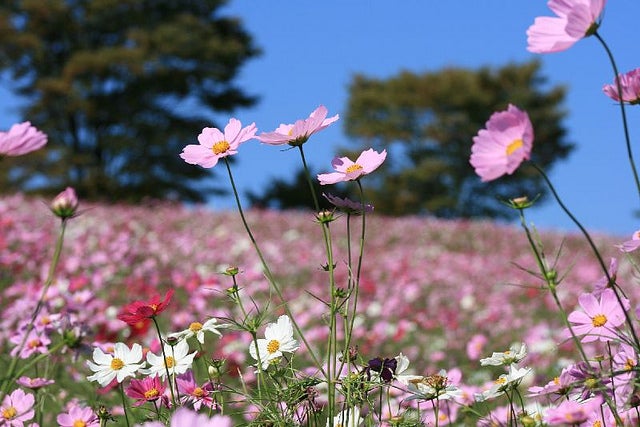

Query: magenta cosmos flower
<box><xmin>0</xmin><ymin>389</ymin><xmax>35</xmax><ymax>426</ymax></box>
<box><xmin>603</xmin><ymin>68</ymin><xmax>640</xmax><ymax>104</ymax></box>
<box><xmin>567</xmin><ymin>288</ymin><xmax>627</xmax><ymax>343</ymax></box>
<box><xmin>125</xmin><ymin>376</ymin><xmax>167</xmax><ymax>407</ymax></box>
<box><xmin>0</xmin><ymin>121</ymin><xmax>47</xmax><ymax>157</ymax></box>
<box><xmin>526</xmin><ymin>0</ymin><xmax>606</xmax><ymax>54</ymax></box>
<box><xmin>256</xmin><ymin>105</ymin><xmax>339</xmax><ymax>146</ymax></box>
<box><xmin>180</xmin><ymin>118</ymin><xmax>257</xmax><ymax>168</ymax></box>
<box><xmin>470</xmin><ymin>104</ymin><xmax>533</xmax><ymax>182</ymax></box>
<box><xmin>317</xmin><ymin>148</ymin><xmax>387</xmax><ymax>185</ymax></box>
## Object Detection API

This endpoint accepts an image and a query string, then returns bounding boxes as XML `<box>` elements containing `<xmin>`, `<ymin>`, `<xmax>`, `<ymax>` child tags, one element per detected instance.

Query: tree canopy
<box><xmin>341</xmin><ymin>60</ymin><xmax>573</xmax><ymax>218</ymax></box>
<box><xmin>0</xmin><ymin>0</ymin><xmax>259</xmax><ymax>202</ymax></box>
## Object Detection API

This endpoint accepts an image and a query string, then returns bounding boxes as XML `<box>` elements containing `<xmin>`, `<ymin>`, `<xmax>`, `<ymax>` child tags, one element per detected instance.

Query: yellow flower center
<box><xmin>625</xmin><ymin>358</ymin><xmax>636</xmax><ymax>371</ymax></box>
<box><xmin>495</xmin><ymin>377</ymin><xmax>507</xmax><ymax>385</ymax></box>
<box><xmin>212</xmin><ymin>140</ymin><xmax>230</xmax><ymax>155</ymax></box>
<box><xmin>144</xmin><ymin>388</ymin><xmax>159</xmax><ymax>399</ymax></box>
<box><xmin>165</xmin><ymin>356</ymin><xmax>175</xmax><ymax>368</ymax></box>
<box><xmin>506</xmin><ymin>138</ymin><xmax>523</xmax><ymax>156</ymax></box>
<box><xmin>593</xmin><ymin>421</ymin><xmax>602</xmax><ymax>427</ymax></box>
<box><xmin>111</xmin><ymin>357</ymin><xmax>124</xmax><ymax>370</ymax></box>
<box><xmin>27</xmin><ymin>339</ymin><xmax>41</xmax><ymax>349</ymax></box>
<box><xmin>193</xmin><ymin>387</ymin><xmax>205</xmax><ymax>397</ymax></box>
<box><xmin>2</xmin><ymin>406</ymin><xmax>17</xmax><ymax>420</ymax></box>
<box><xmin>345</xmin><ymin>164</ymin><xmax>363</xmax><ymax>174</ymax></box>
<box><xmin>189</xmin><ymin>322</ymin><xmax>203</xmax><ymax>332</ymax></box>
<box><xmin>74</xmin><ymin>420</ymin><xmax>87</xmax><ymax>427</ymax></box>
<box><xmin>266</xmin><ymin>339</ymin><xmax>280</xmax><ymax>354</ymax></box>
<box><xmin>553</xmin><ymin>376</ymin><xmax>560</xmax><ymax>385</ymax></box>
<box><xmin>591</xmin><ymin>314</ymin><xmax>607</xmax><ymax>327</ymax></box>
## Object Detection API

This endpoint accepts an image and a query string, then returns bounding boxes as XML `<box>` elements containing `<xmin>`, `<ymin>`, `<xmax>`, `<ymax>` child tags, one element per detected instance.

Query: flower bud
<box><xmin>50</xmin><ymin>187</ymin><xmax>78</xmax><ymax>219</ymax></box>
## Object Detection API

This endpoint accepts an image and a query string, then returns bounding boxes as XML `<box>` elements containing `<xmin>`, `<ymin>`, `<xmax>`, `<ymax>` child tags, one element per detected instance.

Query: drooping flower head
<box><xmin>567</xmin><ymin>288</ymin><xmax>628</xmax><ymax>343</ymax></box>
<box><xmin>616</xmin><ymin>229</ymin><xmax>640</xmax><ymax>253</ymax></box>
<box><xmin>317</xmin><ymin>148</ymin><xmax>387</xmax><ymax>185</ymax></box>
<box><xmin>249</xmin><ymin>315</ymin><xmax>300</xmax><ymax>370</ymax></box>
<box><xmin>180</xmin><ymin>118</ymin><xmax>257</xmax><ymax>168</ymax></box>
<box><xmin>322</xmin><ymin>193</ymin><xmax>374</xmax><ymax>214</ymax></box>
<box><xmin>526</xmin><ymin>0</ymin><xmax>606</xmax><ymax>54</ymax></box>
<box><xmin>0</xmin><ymin>121</ymin><xmax>47</xmax><ymax>157</ymax></box>
<box><xmin>117</xmin><ymin>289</ymin><xmax>174</xmax><ymax>326</ymax></box>
<box><xmin>256</xmin><ymin>105</ymin><xmax>339</xmax><ymax>146</ymax></box>
<box><xmin>603</xmin><ymin>68</ymin><xmax>640</xmax><ymax>105</ymax></box>
<box><xmin>470</xmin><ymin>104</ymin><xmax>533</xmax><ymax>182</ymax></box>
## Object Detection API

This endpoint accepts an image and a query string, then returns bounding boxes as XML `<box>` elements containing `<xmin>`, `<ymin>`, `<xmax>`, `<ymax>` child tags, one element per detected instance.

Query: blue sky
<box><xmin>2</xmin><ymin>1</ymin><xmax>640</xmax><ymax>236</ymax></box>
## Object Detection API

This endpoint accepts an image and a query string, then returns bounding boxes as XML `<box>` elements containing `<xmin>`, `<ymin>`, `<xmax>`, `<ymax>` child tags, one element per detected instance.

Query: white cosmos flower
<box><xmin>142</xmin><ymin>339</ymin><xmax>196</xmax><ymax>379</ymax></box>
<box><xmin>476</xmin><ymin>364</ymin><xmax>532</xmax><ymax>402</ymax></box>
<box><xmin>249</xmin><ymin>315</ymin><xmax>299</xmax><ymax>370</ymax></box>
<box><xmin>480</xmin><ymin>342</ymin><xmax>527</xmax><ymax>366</ymax></box>
<box><xmin>86</xmin><ymin>342</ymin><xmax>144</xmax><ymax>387</ymax></box>
<box><xmin>394</xmin><ymin>352</ymin><xmax>422</xmax><ymax>385</ymax></box>
<box><xmin>169</xmin><ymin>318</ymin><xmax>224</xmax><ymax>344</ymax></box>
<box><xmin>327</xmin><ymin>407</ymin><xmax>362</xmax><ymax>427</ymax></box>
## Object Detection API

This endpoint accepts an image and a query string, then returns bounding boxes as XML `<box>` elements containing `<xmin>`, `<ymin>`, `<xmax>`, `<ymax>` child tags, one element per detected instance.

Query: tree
<box><xmin>341</xmin><ymin>60</ymin><xmax>572</xmax><ymax>219</ymax></box>
<box><xmin>0</xmin><ymin>0</ymin><xmax>259</xmax><ymax>202</ymax></box>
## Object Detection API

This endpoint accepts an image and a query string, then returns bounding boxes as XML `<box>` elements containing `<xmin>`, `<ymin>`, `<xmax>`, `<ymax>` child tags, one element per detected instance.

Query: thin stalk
<box><xmin>1</xmin><ymin>218</ymin><xmax>67</xmax><ymax>397</ymax></box>
<box><xmin>594</xmin><ymin>31</ymin><xmax>640</xmax><ymax>202</ymax></box>
<box><xmin>119</xmin><ymin>383</ymin><xmax>131</xmax><ymax>427</ymax></box>
<box><xmin>151</xmin><ymin>317</ymin><xmax>176</xmax><ymax>407</ymax></box>
<box><xmin>532</xmin><ymin>162</ymin><xmax>640</xmax><ymax>350</ymax></box>
<box><xmin>222</xmin><ymin>158</ymin><xmax>325</xmax><ymax>374</ymax></box>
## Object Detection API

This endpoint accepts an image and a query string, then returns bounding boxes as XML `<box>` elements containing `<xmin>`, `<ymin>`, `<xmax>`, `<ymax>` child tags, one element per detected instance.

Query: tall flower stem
<box><xmin>1</xmin><ymin>218</ymin><xmax>67</xmax><ymax>398</ymax></box>
<box><xmin>151</xmin><ymin>317</ymin><xmax>177</xmax><ymax>407</ymax></box>
<box><xmin>296</xmin><ymin>146</ymin><xmax>339</xmax><ymax>422</ymax></box>
<box><xmin>119</xmin><ymin>383</ymin><xmax>131</xmax><ymax>427</ymax></box>
<box><xmin>531</xmin><ymin>162</ymin><xmax>640</xmax><ymax>350</ymax></box>
<box><xmin>222</xmin><ymin>158</ymin><xmax>325</xmax><ymax>375</ymax></box>
<box><xmin>594</xmin><ymin>32</ymin><xmax>640</xmax><ymax>202</ymax></box>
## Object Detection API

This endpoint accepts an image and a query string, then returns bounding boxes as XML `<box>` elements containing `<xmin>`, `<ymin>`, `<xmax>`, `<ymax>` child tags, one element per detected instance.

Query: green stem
<box><xmin>1</xmin><ymin>219</ymin><xmax>67</xmax><ymax>397</ymax></box>
<box><xmin>119</xmin><ymin>383</ymin><xmax>131</xmax><ymax>427</ymax></box>
<box><xmin>594</xmin><ymin>31</ymin><xmax>640</xmax><ymax>202</ymax></box>
<box><xmin>222</xmin><ymin>158</ymin><xmax>325</xmax><ymax>375</ymax></box>
<box><xmin>531</xmin><ymin>162</ymin><xmax>640</xmax><ymax>350</ymax></box>
<box><xmin>151</xmin><ymin>317</ymin><xmax>177</xmax><ymax>407</ymax></box>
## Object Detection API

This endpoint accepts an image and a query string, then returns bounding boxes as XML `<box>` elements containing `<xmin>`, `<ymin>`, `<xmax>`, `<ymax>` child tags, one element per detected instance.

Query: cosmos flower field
<box><xmin>1</xmin><ymin>193</ymin><xmax>631</xmax><ymax>393</ymax></box>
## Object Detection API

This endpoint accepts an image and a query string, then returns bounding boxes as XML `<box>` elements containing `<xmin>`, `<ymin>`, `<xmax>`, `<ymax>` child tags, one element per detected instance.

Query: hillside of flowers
<box><xmin>1</xmin><ymin>191</ymin><xmax>635</xmax><ymax>425</ymax></box>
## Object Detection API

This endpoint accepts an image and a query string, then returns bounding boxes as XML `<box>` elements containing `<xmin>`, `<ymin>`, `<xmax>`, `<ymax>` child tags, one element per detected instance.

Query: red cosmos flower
<box><xmin>117</xmin><ymin>289</ymin><xmax>175</xmax><ymax>326</ymax></box>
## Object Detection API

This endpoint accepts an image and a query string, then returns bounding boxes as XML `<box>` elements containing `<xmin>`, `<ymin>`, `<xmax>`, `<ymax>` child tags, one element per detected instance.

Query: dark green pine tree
<box><xmin>0</xmin><ymin>0</ymin><xmax>259</xmax><ymax>202</ymax></box>
<box><xmin>341</xmin><ymin>60</ymin><xmax>573</xmax><ymax>219</ymax></box>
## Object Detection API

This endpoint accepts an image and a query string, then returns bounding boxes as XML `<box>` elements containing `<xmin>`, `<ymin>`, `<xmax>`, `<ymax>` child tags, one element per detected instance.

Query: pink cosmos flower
<box><xmin>322</xmin><ymin>193</ymin><xmax>373</xmax><ymax>214</ymax></box>
<box><xmin>126</xmin><ymin>376</ymin><xmax>167</xmax><ymax>407</ymax></box>
<box><xmin>256</xmin><ymin>105</ymin><xmax>339</xmax><ymax>146</ymax></box>
<box><xmin>180</xmin><ymin>118</ymin><xmax>257</xmax><ymax>168</ymax></box>
<box><xmin>470</xmin><ymin>104</ymin><xmax>533</xmax><ymax>182</ymax></box>
<box><xmin>603</xmin><ymin>68</ymin><xmax>640</xmax><ymax>104</ymax></box>
<box><xmin>544</xmin><ymin>395</ymin><xmax>603</xmax><ymax>425</ymax></box>
<box><xmin>0</xmin><ymin>121</ymin><xmax>47</xmax><ymax>157</ymax></box>
<box><xmin>567</xmin><ymin>288</ymin><xmax>627</xmax><ymax>343</ymax></box>
<box><xmin>10</xmin><ymin>329</ymin><xmax>51</xmax><ymax>359</ymax></box>
<box><xmin>16</xmin><ymin>376</ymin><xmax>54</xmax><ymax>390</ymax></box>
<box><xmin>51</xmin><ymin>187</ymin><xmax>79</xmax><ymax>219</ymax></box>
<box><xmin>317</xmin><ymin>148</ymin><xmax>387</xmax><ymax>185</ymax></box>
<box><xmin>176</xmin><ymin>370</ymin><xmax>216</xmax><ymax>411</ymax></box>
<box><xmin>0</xmin><ymin>389</ymin><xmax>35</xmax><ymax>426</ymax></box>
<box><xmin>57</xmin><ymin>405</ymin><xmax>99</xmax><ymax>427</ymax></box>
<box><xmin>616</xmin><ymin>229</ymin><xmax>640</xmax><ymax>253</ymax></box>
<box><xmin>526</xmin><ymin>0</ymin><xmax>606</xmax><ymax>54</ymax></box>
<box><xmin>136</xmin><ymin>407</ymin><xmax>232</xmax><ymax>427</ymax></box>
